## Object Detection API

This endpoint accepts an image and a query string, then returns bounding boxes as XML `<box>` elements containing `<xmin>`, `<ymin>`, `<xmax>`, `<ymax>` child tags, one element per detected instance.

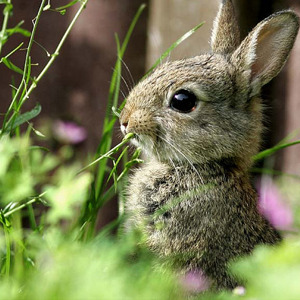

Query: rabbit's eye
<box><xmin>170</xmin><ymin>89</ymin><xmax>197</xmax><ymax>113</ymax></box>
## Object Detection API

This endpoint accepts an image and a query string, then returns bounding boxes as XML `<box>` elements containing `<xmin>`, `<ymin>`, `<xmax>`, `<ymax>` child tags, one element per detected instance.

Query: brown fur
<box><xmin>119</xmin><ymin>0</ymin><xmax>299</xmax><ymax>290</ymax></box>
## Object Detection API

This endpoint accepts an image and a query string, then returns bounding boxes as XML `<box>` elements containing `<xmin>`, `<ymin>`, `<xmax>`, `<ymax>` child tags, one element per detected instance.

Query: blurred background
<box><xmin>0</xmin><ymin>0</ymin><xmax>299</xmax><ymax>225</ymax></box>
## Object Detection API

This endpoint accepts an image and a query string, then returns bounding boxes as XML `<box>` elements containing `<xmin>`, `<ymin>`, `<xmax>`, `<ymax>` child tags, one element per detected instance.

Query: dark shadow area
<box><xmin>234</xmin><ymin>0</ymin><xmax>294</xmax><ymax>171</ymax></box>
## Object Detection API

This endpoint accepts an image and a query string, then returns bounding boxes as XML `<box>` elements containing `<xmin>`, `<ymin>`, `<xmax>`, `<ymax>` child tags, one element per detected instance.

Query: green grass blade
<box><xmin>253</xmin><ymin>140</ymin><xmax>300</xmax><ymax>161</ymax></box>
<box><xmin>78</xmin><ymin>133</ymin><xmax>134</xmax><ymax>174</ymax></box>
<box><xmin>106</xmin><ymin>146</ymin><xmax>128</xmax><ymax>186</ymax></box>
<box><xmin>276</xmin><ymin>129</ymin><xmax>299</xmax><ymax>146</ymax></box>
<box><xmin>92</xmin><ymin>4</ymin><xmax>146</xmax><ymax>203</ymax></box>
<box><xmin>143</xmin><ymin>22</ymin><xmax>205</xmax><ymax>78</ymax></box>
<box><xmin>119</xmin><ymin>4</ymin><xmax>146</xmax><ymax>57</ymax></box>
<box><xmin>103</xmin><ymin>3</ymin><xmax>146</xmax><ymax>130</ymax></box>
<box><xmin>3</xmin><ymin>226</ymin><xmax>11</xmax><ymax>278</ymax></box>
<box><xmin>93</xmin><ymin>35</ymin><xmax>123</xmax><ymax>196</ymax></box>
<box><xmin>113</xmin><ymin>35</ymin><xmax>122</xmax><ymax>110</ymax></box>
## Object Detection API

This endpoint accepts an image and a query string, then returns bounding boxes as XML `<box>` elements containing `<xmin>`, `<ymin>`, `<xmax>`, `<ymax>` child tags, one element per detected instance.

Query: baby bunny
<box><xmin>120</xmin><ymin>0</ymin><xmax>299</xmax><ymax>290</ymax></box>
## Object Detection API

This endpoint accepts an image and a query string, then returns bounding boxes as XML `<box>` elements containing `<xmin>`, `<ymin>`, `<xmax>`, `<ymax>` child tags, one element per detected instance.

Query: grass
<box><xmin>0</xmin><ymin>1</ymin><xmax>300</xmax><ymax>299</ymax></box>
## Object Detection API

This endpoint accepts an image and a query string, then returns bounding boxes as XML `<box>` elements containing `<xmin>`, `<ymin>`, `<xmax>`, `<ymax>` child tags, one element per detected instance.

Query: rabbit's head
<box><xmin>120</xmin><ymin>0</ymin><xmax>299</xmax><ymax>168</ymax></box>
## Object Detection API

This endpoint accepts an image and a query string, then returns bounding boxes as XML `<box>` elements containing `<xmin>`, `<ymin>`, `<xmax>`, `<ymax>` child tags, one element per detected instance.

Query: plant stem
<box><xmin>2</xmin><ymin>0</ymin><xmax>89</xmax><ymax>132</ymax></box>
<box><xmin>27</xmin><ymin>204</ymin><xmax>37</xmax><ymax>230</ymax></box>
<box><xmin>0</xmin><ymin>0</ymin><xmax>12</xmax><ymax>56</ymax></box>
<box><xmin>12</xmin><ymin>211</ymin><xmax>24</xmax><ymax>281</ymax></box>
<box><xmin>4</xmin><ymin>0</ymin><xmax>47</xmax><ymax>125</ymax></box>
<box><xmin>77</xmin><ymin>133</ymin><xmax>135</xmax><ymax>174</ymax></box>
<box><xmin>3</xmin><ymin>193</ymin><xmax>46</xmax><ymax>218</ymax></box>
<box><xmin>18</xmin><ymin>0</ymin><xmax>88</xmax><ymax>109</ymax></box>
<box><xmin>3</xmin><ymin>226</ymin><xmax>11</xmax><ymax>278</ymax></box>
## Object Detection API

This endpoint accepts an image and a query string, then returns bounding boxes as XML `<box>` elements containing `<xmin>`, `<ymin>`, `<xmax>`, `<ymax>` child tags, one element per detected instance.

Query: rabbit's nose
<box><xmin>120</xmin><ymin>122</ymin><xmax>128</xmax><ymax>135</ymax></box>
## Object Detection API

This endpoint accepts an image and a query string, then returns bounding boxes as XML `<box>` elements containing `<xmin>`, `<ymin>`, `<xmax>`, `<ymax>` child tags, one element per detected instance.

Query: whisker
<box><xmin>120</xmin><ymin>74</ymin><xmax>131</xmax><ymax>96</ymax></box>
<box><xmin>166</xmin><ymin>53</ymin><xmax>171</xmax><ymax>64</ymax></box>
<box><xmin>120</xmin><ymin>88</ymin><xmax>126</xmax><ymax>100</ymax></box>
<box><xmin>109</xmin><ymin>65</ymin><xmax>131</xmax><ymax>96</ymax></box>
<box><xmin>120</xmin><ymin>59</ymin><xmax>135</xmax><ymax>89</ymax></box>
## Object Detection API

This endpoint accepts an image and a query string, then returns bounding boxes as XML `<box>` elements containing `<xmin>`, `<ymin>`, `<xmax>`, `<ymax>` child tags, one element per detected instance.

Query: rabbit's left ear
<box><xmin>232</xmin><ymin>11</ymin><xmax>299</xmax><ymax>96</ymax></box>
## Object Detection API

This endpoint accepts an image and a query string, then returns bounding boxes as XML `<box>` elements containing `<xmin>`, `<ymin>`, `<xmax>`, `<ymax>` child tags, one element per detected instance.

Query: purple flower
<box><xmin>52</xmin><ymin>120</ymin><xmax>87</xmax><ymax>144</ymax></box>
<box><xmin>180</xmin><ymin>269</ymin><xmax>210</xmax><ymax>293</ymax></box>
<box><xmin>257</xmin><ymin>177</ymin><xmax>293</xmax><ymax>231</ymax></box>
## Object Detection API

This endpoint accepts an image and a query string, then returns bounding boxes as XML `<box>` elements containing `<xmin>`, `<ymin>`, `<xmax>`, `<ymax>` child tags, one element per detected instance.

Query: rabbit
<box><xmin>119</xmin><ymin>0</ymin><xmax>299</xmax><ymax>290</ymax></box>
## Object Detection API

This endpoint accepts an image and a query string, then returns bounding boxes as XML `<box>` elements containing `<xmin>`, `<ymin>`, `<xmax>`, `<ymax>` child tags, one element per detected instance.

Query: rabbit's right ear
<box><xmin>211</xmin><ymin>0</ymin><xmax>240</xmax><ymax>54</ymax></box>
<box><xmin>231</xmin><ymin>11</ymin><xmax>299</xmax><ymax>97</ymax></box>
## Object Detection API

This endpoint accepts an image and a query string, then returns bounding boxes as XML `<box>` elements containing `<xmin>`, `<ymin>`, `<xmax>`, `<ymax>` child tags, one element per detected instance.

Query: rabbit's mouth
<box><xmin>130</xmin><ymin>134</ymin><xmax>141</xmax><ymax>147</ymax></box>
<box><xmin>133</xmin><ymin>131</ymin><xmax>194</xmax><ymax>164</ymax></box>
<box><xmin>129</xmin><ymin>131</ymin><xmax>160</xmax><ymax>158</ymax></box>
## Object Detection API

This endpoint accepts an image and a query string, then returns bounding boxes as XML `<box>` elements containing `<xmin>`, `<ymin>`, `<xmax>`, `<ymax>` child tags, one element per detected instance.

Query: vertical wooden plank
<box><xmin>146</xmin><ymin>0</ymin><xmax>219</xmax><ymax>66</ymax></box>
<box><xmin>282</xmin><ymin>2</ymin><xmax>300</xmax><ymax>175</ymax></box>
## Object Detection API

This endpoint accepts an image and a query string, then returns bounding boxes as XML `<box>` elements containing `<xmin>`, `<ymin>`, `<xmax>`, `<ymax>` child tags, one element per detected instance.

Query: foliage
<box><xmin>0</xmin><ymin>1</ymin><xmax>300</xmax><ymax>299</ymax></box>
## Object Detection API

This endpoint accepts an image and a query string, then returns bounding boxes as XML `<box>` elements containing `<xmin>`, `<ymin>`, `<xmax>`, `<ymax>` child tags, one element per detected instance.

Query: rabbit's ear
<box><xmin>211</xmin><ymin>0</ymin><xmax>240</xmax><ymax>54</ymax></box>
<box><xmin>232</xmin><ymin>11</ymin><xmax>299</xmax><ymax>95</ymax></box>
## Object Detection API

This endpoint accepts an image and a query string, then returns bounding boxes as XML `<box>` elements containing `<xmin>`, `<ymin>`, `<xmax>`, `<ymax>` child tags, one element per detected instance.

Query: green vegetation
<box><xmin>0</xmin><ymin>1</ymin><xmax>299</xmax><ymax>299</ymax></box>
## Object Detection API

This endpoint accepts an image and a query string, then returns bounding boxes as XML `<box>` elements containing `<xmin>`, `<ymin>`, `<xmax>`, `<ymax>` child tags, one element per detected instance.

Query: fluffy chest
<box><xmin>126</xmin><ymin>161</ymin><xmax>220</xmax><ymax>230</ymax></box>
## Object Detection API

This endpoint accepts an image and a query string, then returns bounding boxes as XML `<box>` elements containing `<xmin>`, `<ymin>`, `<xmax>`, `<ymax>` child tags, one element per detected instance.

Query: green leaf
<box><xmin>44</xmin><ymin>167</ymin><xmax>91</xmax><ymax>224</ymax></box>
<box><xmin>29</xmin><ymin>146</ymin><xmax>49</xmax><ymax>152</ymax></box>
<box><xmin>1</xmin><ymin>57</ymin><xmax>24</xmax><ymax>75</ymax></box>
<box><xmin>4</xmin><ymin>103</ymin><xmax>42</xmax><ymax>133</ymax></box>
<box><xmin>6</xmin><ymin>21</ymin><xmax>31</xmax><ymax>37</ymax></box>
<box><xmin>7</xmin><ymin>26</ymin><xmax>31</xmax><ymax>37</ymax></box>
<box><xmin>0</xmin><ymin>21</ymin><xmax>30</xmax><ymax>46</ymax></box>
<box><xmin>55</xmin><ymin>0</ymin><xmax>79</xmax><ymax>12</ymax></box>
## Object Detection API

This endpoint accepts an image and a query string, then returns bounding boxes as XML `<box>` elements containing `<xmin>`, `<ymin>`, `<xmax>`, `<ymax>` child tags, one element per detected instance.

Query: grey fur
<box><xmin>119</xmin><ymin>0</ymin><xmax>299</xmax><ymax>290</ymax></box>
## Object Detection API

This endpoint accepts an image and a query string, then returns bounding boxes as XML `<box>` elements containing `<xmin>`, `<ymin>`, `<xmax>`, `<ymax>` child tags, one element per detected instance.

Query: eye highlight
<box><xmin>170</xmin><ymin>89</ymin><xmax>197</xmax><ymax>113</ymax></box>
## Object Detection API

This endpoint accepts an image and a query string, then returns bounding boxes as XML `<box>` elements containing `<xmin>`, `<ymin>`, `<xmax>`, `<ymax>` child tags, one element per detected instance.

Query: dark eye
<box><xmin>170</xmin><ymin>89</ymin><xmax>197</xmax><ymax>113</ymax></box>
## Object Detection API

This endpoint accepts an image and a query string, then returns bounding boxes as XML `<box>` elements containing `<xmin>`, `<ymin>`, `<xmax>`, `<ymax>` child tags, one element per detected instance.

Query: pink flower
<box><xmin>257</xmin><ymin>177</ymin><xmax>293</xmax><ymax>231</ymax></box>
<box><xmin>180</xmin><ymin>270</ymin><xmax>210</xmax><ymax>293</ymax></box>
<box><xmin>52</xmin><ymin>120</ymin><xmax>87</xmax><ymax>144</ymax></box>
